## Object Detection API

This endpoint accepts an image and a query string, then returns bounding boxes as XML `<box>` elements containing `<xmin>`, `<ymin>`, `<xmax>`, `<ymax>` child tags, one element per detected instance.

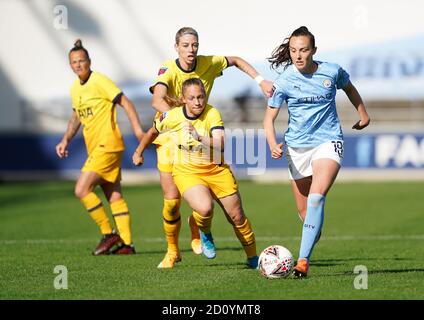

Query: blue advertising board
<box><xmin>1</xmin><ymin>132</ymin><xmax>424</xmax><ymax>178</ymax></box>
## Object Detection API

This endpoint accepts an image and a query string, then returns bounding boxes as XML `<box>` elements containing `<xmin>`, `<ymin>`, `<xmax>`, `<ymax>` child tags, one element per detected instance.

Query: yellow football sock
<box><xmin>189</xmin><ymin>212</ymin><xmax>200</xmax><ymax>240</ymax></box>
<box><xmin>233</xmin><ymin>217</ymin><xmax>257</xmax><ymax>258</ymax></box>
<box><xmin>81</xmin><ymin>192</ymin><xmax>112</xmax><ymax>235</ymax></box>
<box><xmin>192</xmin><ymin>210</ymin><xmax>213</xmax><ymax>234</ymax></box>
<box><xmin>163</xmin><ymin>199</ymin><xmax>181</xmax><ymax>253</ymax></box>
<box><xmin>111</xmin><ymin>199</ymin><xmax>132</xmax><ymax>245</ymax></box>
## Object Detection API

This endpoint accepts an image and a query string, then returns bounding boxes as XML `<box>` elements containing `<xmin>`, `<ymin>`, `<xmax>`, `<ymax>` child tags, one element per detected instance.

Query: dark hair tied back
<box><xmin>74</xmin><ymin>39</ymin><xmax>83</xmax><ymax>48</ymax></box>
<box><xmin>69</xmin><ymin>39</ymin><xmax>90</xmax><ymax>60</ymax></box>
<box><xmin>268</xmin><ymin>26</ymin><xmax>315</xmax><ymax>71</ymax></box>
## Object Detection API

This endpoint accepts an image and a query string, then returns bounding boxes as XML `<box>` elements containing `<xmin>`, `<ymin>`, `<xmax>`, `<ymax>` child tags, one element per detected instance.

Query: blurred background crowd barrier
<box><xmin>1</xmin><ymin>0</ymin><xmax>423</xmax><ymax>182</ymax></box>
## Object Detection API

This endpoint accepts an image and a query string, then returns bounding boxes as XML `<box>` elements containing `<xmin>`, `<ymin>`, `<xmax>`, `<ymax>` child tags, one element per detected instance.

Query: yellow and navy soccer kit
<box><xmin>149</xmin><ymin>55</ymin><xmax>229</xmax><ymax>172</ymax></box>
<box><xmin>70</xmin><ymin>71</ymin><xmax>124</xmax><ymax>183</ymax></box>
<box><xmin>153</xmin><ymin>104</ymin><xmax>238</xmax><ymax>199</ymax></box>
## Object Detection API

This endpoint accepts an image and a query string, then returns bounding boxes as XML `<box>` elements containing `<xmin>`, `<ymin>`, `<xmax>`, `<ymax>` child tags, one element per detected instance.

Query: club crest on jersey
<box><xmin>323</xmin><ymin>79</ymin><xmax>332</xmax><ymax>88</ymax></box>
<box><xmin>159</xmin><ymin>112</ymin><xmax>167</xmax><ymax>122</ymax></box>
<box><xmin>158</xmin><ymin>67</ymin><xmax>168</xmax><ymax>75</ymax></box>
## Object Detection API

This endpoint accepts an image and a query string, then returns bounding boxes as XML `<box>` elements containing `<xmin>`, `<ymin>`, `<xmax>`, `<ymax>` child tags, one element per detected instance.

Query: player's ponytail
<box><xmin>164</xmin><ymin>95</ymin><xmax>183</xmax><ymax>109</ymax></box>
<box><xmin>69</xmin><ymin>38</ymin><xmax>90</xmax><ymax>60</ymax></box>
<box><xmin>164</xmin><ymin>78</ymin><xmax>205</xmax><ymax>108</ymax></box>
<box><xmin>74</xmin><ymin>39</ymin><xmax>83</xmax><ymax>48</ymax></box>
<box><xmin>268</xmin><ymin>26</ymin><xmax>315</xmax><ymax>71</ymax></box>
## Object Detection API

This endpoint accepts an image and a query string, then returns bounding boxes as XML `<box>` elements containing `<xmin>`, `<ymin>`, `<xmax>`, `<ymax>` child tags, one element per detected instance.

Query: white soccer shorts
<box><xmin>286</xmin><ymin>140</ymin><xmax>344</xmax><ymax>180</ymax></box>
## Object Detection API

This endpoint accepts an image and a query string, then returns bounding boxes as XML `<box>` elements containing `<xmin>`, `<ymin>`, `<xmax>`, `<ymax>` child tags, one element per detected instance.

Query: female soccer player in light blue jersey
<box><xmin>263</xmin><ymin>26</ymin><xmax>370</xmax><ymax>278</ymax></box>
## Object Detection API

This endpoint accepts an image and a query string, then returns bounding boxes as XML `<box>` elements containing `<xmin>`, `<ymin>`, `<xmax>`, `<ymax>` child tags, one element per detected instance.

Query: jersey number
<box><xmin>331</xmin><ymin>141</ymin><xmax>344</xmax><ymax>158</ymax></box>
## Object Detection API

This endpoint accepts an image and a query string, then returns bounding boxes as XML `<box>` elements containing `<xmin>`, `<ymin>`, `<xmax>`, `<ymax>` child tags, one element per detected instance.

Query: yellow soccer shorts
<box><xmin>156</xmin><ymin>143</ymin><xmax>174</xmax><ymax>173</ymax></box>
<box><xmin>82</xmin><ymin>149</ymin><xmax>123</xmax><ymax>183</ymax></box>
<box><xmin>173</xmin><ymin>165</ymin><xmax>238</xmax><ymax>199</ymax></box>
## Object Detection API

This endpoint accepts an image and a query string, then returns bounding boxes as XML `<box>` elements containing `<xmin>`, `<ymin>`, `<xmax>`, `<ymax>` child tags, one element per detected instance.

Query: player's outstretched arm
<box><xmin>118</xmin><ymin>94</ymin><xmax>144</xmax><ymax>141</ymax></box>
<box><xmin>151</xmin><ymin>84</ymin><xmax>175</xmax><ymax>113</ymax></box>
<box><xmin>226</xmin><ymin>56</ymin><xmax>274</xmax><ymax>97</ymax></box>
<box><xmin>263</xmin><ymin>106</ymin><xmax>283</xmax><ymax>159</ymax></box>
<box><xmin>342</xmin><ymin>81</ymin><xmax>370</xmax><ymax>130</ymax></box>
<box><xmin>55</xmin><ymin>111</ymin><xmax>81</xmax><ymax>158</ymax></box>
<box><xmin>132</xmin><ymin>127</ymin><xmax>159</xmax><ymax>166</ymax></box>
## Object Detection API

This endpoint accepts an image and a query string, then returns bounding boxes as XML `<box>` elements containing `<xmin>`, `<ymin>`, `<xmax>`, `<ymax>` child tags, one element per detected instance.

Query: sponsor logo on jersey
<box><xmin>178</xmin><ymin>144</ymin><xmax>204</xmax><ymax>152</ymax></box>
<box><xmin>158</xmin><ymin>67</ymin><xmax>168</xmax><ymax>75</ymax></box>
<box><xmin>77</xmin><ymin>107</ymin><xmax>94</xmax><ymax>119</ymax></box>
<box><xmin>298</xmin><ymin>92</ymin><xmax>332</xmax><ymax>103</ymax></box>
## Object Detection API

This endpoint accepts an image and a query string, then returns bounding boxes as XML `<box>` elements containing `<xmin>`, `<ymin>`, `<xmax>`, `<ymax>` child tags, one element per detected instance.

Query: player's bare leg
<box><xmin>291</xmin><ymin>176</ymin><xmax>312</xmax><ymax>222</ymax></box>
<box><xmin>310</xmin><ymin>159</ymin><xmax>340</xmax><ymax>196</ymax></box>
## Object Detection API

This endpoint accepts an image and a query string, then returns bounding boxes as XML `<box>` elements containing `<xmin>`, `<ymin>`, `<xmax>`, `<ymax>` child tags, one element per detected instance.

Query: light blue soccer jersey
<box><xmin>268</xmin><ymin>61</ymin><xmax>350</xmax><ymax>147</ymax></box>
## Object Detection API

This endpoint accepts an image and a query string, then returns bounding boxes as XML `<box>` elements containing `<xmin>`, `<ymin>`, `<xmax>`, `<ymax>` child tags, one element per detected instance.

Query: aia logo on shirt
<box><xmin>77</xmin><ymin>107</ymin><xmax>93</xmax><ymax>119</ymax></box>
<box><xmin>158</xmin><ymin>67</ymin><xmax>168</xmax><ymax>75</ymax></box>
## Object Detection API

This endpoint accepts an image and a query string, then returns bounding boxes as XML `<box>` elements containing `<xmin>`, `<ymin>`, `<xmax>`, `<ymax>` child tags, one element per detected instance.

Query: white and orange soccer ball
<box><xmin>258</xmin><ymin>245</ymin><xmax>294</xmax><ymax>279</ymax></box>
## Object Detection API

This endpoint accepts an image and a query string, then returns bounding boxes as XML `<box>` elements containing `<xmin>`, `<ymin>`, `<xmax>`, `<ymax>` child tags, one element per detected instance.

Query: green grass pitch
<box><xmin>0</xmin><ymin>180</ymin><xmax>423</xmax><ymax>300</ymax></box>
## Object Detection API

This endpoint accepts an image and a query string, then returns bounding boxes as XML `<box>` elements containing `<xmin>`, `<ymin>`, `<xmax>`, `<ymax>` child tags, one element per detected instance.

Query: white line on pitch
<box><xmin>1</xmin><ymin>234</ymin><xmax>424</xmax><ymax>245</ymax></box>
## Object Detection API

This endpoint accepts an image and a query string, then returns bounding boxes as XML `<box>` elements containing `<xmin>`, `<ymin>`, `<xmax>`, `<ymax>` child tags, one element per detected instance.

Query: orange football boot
<box><xmin>293</xmin><ymin>258</ymin><xmax>309</xmax><ymax>278</ymax></box>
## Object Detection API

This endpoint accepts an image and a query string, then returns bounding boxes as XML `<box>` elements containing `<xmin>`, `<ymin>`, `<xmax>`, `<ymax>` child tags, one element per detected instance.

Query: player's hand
<box><xmin>55</xmin><ymin>141</ymin><xmax>69</xmax><ymax>158</ymax></box>
<box><xmin>260</xmin><ymin>80</ymin><xmax>274</xmax><ymax>97</ymax></box>
<box><xmin>185</xmin><ymin>121</ymin><xmax>200</xmax><ymax>141</ymax></box>
<box><xmin>132</xmin><ymin>151</ymin><xmax>144</xmax><ymax>166</ymax></box>
<box><xmin>352</xmin><ymin>115</ymin><xmax>370</xmax><ymax>130</ymax></box>
<box><xmin>271</xmin><ymin>143</ymin><xmax>284</xmax><ymax>159</ymax></box>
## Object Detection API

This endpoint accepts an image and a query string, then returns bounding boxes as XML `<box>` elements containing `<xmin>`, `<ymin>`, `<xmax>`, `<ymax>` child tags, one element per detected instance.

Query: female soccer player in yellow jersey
<box><xmin>134</xmin><ymin>78</ymin><xmax>259</xmax><ymax>268</ymax></box>
<box><xmin>56</xmin><ymin>40</ymin><xmax>144</xmax><ymax>255</ymax></box>
<box><xmin>149</xmin><ymin>27</ymin><xmax>273</xmax><ymax>267</ymax></box>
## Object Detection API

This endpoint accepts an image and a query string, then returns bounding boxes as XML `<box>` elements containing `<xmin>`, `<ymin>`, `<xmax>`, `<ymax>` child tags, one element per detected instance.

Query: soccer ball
<box><xmin>258</xmin><ymin>245</ymin><xmax>294</xmax><ymax>279</ymax></box>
